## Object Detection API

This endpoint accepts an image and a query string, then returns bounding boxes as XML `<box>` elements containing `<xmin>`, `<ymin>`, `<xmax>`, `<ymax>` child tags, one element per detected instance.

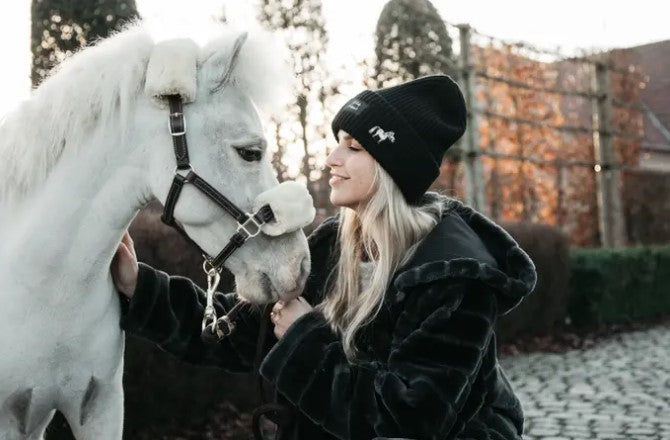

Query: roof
<box><xmin>616</xmin><ymin>40</ymin><xmax>670</xmax><ymax>153</ymax></box>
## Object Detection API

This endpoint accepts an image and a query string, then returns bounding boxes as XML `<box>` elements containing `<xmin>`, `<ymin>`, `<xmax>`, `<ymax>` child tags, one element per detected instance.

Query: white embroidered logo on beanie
<box><xmin>369</xmin><ymin>126</ymin><xmax>396</xmax><ymax>144</ymax></box>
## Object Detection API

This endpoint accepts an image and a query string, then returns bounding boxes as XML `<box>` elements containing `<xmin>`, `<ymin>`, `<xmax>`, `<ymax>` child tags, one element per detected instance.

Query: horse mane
<box><xmin>0</xmin><ymin>20</ymin><xmax>293</xmax><ymax>203</ymax></box>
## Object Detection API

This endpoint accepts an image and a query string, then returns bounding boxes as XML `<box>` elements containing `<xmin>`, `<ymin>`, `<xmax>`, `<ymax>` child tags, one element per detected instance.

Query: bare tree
<box><xmin>257</xmin><ymin>0</ymin><xmax>331</xmax><ymax>184</ymax></box>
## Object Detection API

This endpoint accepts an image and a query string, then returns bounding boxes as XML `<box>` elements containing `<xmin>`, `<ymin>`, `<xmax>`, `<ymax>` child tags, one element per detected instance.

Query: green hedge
<box><xmin>569</xmin><ymin>245</ymin><xmax>670</xmax><ymax>327</ymax></box>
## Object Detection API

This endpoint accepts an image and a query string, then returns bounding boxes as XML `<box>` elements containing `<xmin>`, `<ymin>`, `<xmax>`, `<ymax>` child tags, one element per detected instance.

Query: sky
<box><xmin>1</xmin><ymin>0</ymin><xmax>668</xmax><ymax>118</ymax></box>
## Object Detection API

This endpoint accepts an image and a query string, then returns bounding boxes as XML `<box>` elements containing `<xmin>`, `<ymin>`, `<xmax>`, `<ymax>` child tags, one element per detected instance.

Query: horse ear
<box><xmin>204</xmin><ymin>32</ymin><xmax>249</xmax><ymax>94</ymax></box>
<box><xmin>145</xmin><ymin>39</ymin><xmax>198</xmax><ymax>106</ymax></box>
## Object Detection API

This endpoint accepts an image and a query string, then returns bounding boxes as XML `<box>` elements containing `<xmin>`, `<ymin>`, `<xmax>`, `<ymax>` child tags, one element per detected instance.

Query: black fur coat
<box><xmin>120</xmin><ymin>193</ymin><xmax>537</xmax><ymax>440</ymax></box>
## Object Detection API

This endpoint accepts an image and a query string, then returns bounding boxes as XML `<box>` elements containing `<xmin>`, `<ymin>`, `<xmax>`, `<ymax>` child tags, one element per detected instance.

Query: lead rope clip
<box><xmin>201</xmin><ymin>260</ymin><xmax>221</xmax><ymax>334</ymax></box>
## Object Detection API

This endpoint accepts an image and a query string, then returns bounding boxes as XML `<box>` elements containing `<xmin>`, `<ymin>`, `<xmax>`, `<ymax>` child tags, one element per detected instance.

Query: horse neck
<box><xmin>7</xmin><ymin>133</ymin><xmax>150</xmax><ymax>289</ymax></box>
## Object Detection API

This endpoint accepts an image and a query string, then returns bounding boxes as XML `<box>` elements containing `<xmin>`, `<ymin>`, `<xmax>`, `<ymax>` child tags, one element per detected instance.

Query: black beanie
<box><xmin>331</xmin><ymin>75</ymin><xmax>467</xmax><ymax>205</ymax></box>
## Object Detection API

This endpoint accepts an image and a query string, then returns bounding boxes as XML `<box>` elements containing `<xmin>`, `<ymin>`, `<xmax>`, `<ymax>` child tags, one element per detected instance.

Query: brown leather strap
<box><xmin>187</xmin><ymin>171</ymin><xmax>247</xmax><ymax>222</ymax></box>
<box><xmin>188</xmin><ymin>171</ymin><xmax>275</xmax><ymax>225</ymax></box>
<box><xmin>161</xmin><ymin>173</ymin><xmax>188</xmax><ymax>225</ymax></box>
<box><xmin>167</xmin><ymin>95</ymin><xmax>190</xmax><ymax>168</ymax></box>
<box><xmin>210</xmin><ymin>231</ymin><xmax>247</xmax><ymax>268</ymax></box>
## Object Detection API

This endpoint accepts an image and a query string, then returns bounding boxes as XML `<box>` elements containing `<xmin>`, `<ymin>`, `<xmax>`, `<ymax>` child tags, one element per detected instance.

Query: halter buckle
<box><xmin>168</xmin><ymin>112</ymin><xmax>186</xmax><ymax>136</ymax></box>
<box><xmin>237</xmin><ymin>212</ymin><xmax>262</xmax><ymax>240</ymax></box>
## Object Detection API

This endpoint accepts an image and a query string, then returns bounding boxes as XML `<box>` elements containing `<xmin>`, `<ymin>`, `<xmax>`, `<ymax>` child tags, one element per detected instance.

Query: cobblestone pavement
<box><xmin>501</xmin><ymin>324</ymin><xmax>670</xmax><ymax>440</ymax></box>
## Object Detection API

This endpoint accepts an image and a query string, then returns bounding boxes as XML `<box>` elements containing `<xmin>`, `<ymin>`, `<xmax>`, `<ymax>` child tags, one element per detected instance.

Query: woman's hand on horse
<box><xmin>112</xmin><ymin>230</ymin><xmax>138</xmax><ymax>298</ymax></box>
<box><xmin>271</xmin><ymin>297</ymin><xmax>313</xmax><ymax>339</ymax></box>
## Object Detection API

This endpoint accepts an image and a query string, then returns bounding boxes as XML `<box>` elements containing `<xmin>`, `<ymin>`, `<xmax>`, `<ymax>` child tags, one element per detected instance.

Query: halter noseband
<box><xmin>160</xmin><ymin>94</ymin><xmax>275</xmax><ymax>339</ymax></box>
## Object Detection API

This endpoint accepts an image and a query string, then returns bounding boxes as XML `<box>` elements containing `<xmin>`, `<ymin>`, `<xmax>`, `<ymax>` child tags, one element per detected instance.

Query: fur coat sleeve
<box><xmin>259</xmin><ymin>276</ymin><xmax>501</xmax><ymax>440</ymax></box>
<box><xmin>119</xmin><ymin>262</ymin><xmax>273</xmax><ymax>372</ymax></box>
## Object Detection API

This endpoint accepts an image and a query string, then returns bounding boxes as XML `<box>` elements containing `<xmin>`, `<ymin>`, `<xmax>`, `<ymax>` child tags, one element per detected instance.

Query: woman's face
<box><xmin>325</xmin><ymin>130</ymin><xmax>377</xmax><ymax>211</ymax></box>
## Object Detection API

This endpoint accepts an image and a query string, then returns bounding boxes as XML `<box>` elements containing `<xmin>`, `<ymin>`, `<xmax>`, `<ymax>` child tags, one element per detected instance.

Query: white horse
<box><xmin>0</xmin><ymin>22</ymin><xmax>313</xmax><ymax>439</ymax></box>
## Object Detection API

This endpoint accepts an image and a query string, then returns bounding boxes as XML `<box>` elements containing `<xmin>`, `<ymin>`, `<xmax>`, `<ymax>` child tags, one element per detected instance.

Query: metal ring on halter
<box><xmin>237</xmin><ymin>212</ymin><xmax>262</xmax><ymax>240</ymax></box>
<box><xmin>173</xmin><ymin>164</ymin><xmax>194</xmax><ymax>178</ymax></box>
<box><xmin>202</xmin><ymin>258</ymin><xmax>219</xmax><ymax>276</ymax></box>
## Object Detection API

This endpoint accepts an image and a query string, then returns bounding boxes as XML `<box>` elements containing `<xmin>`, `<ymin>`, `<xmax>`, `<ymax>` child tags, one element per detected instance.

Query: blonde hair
<box><xmin>316</xmin><ymin>161</ymin><xmax>446</xmax><ymax>360</ymax></box>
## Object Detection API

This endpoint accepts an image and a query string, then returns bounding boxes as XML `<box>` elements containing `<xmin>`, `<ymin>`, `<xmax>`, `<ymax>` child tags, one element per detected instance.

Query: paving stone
<box><xmin>502</xmin><ymin>323</ymin><xmax>670</xmax><ymax>439</ymax></box>
<box><xmin>528</xmin><ymin>428</ymin><xmax>561</xmax><ymax>437</ymax></box>
<box><xmin>625</xmin><ymin>427</ymin><xmax>658</xmax><ymax>435</ymax></box>
<box><xmin>550</xmin><ymin>412</ymin><xmax>576</xmax><ymax>420</ymax></box>
<box><xmin>561</xmin><ymin>431</ymin><xmax>593</xmax><ymax>439</ymax></box>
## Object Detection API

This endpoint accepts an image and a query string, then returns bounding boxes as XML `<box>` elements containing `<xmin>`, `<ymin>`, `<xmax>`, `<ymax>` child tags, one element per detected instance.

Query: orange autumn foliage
<box><xmin>435</xmin><ymin>42</ymin><xmax>644</xmax><ymax>246</ymax></box>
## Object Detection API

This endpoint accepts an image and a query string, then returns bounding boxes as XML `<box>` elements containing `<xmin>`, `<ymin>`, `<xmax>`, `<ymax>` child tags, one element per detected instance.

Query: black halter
<box><xmin>160</xmin><ymin>95</ymin><xmax>295</xmax><ymax>437</ymax></box>
<box><xmin>160</xmin><ymin>94</ymin><xmax>275</xmax><ymax>272</ymax></box>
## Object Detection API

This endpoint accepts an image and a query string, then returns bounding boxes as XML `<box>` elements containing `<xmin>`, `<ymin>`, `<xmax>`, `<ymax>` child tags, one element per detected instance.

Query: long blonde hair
<box><xmin>317</xmin><ymin>161</ymin><xmax>446</xmax><ymax>360</ymax></box>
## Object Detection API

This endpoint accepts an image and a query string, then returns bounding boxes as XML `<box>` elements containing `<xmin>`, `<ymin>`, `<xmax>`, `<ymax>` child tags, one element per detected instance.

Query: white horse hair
<box><xmin>0</xmin><ymin>22</ymin><xmax>292</xmax><ymax>204</ymax></box>
<box><xmin>0</xmin><ymin>20</ymin><xmax>309</xmax><ymax>439</ymax></box>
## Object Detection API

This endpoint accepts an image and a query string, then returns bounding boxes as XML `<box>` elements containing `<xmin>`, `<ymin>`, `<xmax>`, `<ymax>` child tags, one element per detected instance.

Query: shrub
<box><xmin>569</xmin><ymin>245</ymin><xmax>670</xmax><ymax>326</ymax></box>
<box><xmin>496</xmin><ymin>222</ymin><xmax>571</xmax><ymax>341</ymax></box>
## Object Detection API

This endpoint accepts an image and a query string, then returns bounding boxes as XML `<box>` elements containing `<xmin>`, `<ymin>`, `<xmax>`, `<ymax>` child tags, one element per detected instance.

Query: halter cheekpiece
<box><xmin>160</xmin><ymin>94</ymin><xmax>276</xmax><ymax>341</ymax></box>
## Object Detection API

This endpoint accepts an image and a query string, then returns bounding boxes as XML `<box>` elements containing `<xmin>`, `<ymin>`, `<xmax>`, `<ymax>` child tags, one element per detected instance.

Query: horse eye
<box><xmin>236</xmin><ymin>148</ymin><xmax>262</xmax><ymax>162</ymax></box>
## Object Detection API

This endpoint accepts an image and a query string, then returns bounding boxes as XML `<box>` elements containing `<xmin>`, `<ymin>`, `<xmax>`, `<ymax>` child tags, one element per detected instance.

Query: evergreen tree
<box><xmin>374</xmin><ymin>0</ymin><xmax>460</xmax><ymax>163</ymax></box>
<box><xmin>31</xmin><ymin>0</ymin><xmax>139</xmax><ymax>86</ymax></box>
<box><xmin>374</xmin><ymin>0</ymin><xmax>454</xmax><ymax>87</ymax></box>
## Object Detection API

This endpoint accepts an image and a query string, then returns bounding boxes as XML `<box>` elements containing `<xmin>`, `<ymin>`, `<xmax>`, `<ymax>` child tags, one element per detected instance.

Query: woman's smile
<box><xmin>325</xmin><ymin>130</ymin><xmax>377</xmax><ymax>210</ymax></box>
<box><xmin>329</xmin><ymin>174</ymin><xmax>349</xmax><ymax>186</ymax></box>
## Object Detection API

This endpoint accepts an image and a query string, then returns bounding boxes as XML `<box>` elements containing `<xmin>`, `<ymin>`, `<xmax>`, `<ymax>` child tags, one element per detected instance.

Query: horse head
<box><xmin>137</xmin><ymin>29</ymin><xmax>312</xmax><ymax>304</ymax></box>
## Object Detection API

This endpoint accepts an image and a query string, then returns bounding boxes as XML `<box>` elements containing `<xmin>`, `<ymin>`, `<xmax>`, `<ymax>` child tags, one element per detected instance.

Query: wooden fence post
<box><xmin>457</xmin><ymin>24</ymin><xmax>487</xmax><ymax>213</ymax></box>
<box><xmin>592</xmin><ymin>60</ymin><xmax>626</xmax><ymax>247</ymax></box>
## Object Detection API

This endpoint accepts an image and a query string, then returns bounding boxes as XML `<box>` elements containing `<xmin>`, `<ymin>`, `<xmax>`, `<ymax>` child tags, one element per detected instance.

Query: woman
<box><xmin>113</xmin><ymin>75</ymin><xmax>537</xmax><ymax>440</ymax></box>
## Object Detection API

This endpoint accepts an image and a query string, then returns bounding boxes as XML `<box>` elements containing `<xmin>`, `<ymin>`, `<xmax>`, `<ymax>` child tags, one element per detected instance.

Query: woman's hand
<box><xmin>111</xmin><ymin>230</ymin><xmax>139</xmax><ymax>298</ymax></box>
<box><xmin>271</xmin><ymin>297</ymin><xmax>313</xmax><ymax>339</ymax></box>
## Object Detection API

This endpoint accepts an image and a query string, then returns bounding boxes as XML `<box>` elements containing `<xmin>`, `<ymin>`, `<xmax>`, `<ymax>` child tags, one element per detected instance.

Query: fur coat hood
<box><xmin>305</xmin><ymin>191</ymin><xmax>537</xmax><ymax>315</ymax></box>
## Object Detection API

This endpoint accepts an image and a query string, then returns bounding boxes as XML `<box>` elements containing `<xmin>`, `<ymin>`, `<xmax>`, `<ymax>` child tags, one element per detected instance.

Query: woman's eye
<box><xmin>236</xmin><ymin>148</ymin><xmax>262</xmax><ymax>162</ymax></box>
<box><xmin>348</xmin><ymin>146</ymin><xmax>362</xmax><ymax>152</ymax></box>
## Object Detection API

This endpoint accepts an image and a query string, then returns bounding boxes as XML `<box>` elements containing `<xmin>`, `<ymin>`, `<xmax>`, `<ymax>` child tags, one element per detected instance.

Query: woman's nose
<box><xmin>326</xmin><ymin>145</ymin><xmax>342</xmax><ymax>167</ymax></box>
